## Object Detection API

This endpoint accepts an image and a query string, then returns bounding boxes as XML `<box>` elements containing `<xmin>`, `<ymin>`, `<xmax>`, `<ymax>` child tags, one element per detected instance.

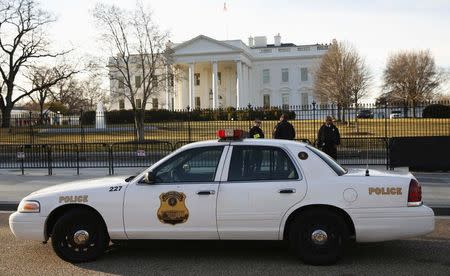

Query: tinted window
<box><xmin>306</xmin><ymin>145</ymin><xmax>347</xmax><ymax>176</ymax></box>
<box><xmin>228</xmin><ymin>146</ymin><xmax>299</xmax><ymax>181</ymax></box>
<box><xmin>153</xmin><ymin>146</ymin><xmax>224</xmax><ymax>183</ymax></box>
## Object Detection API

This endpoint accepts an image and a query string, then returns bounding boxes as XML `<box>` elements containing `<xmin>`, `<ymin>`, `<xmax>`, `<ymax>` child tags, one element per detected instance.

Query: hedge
<box><xmin>422</xmin><ymin>104</ymin><xmax>450</xmax><ymax>118</ymax></box>
<box><xmin>80</xmin><ymin>108</ymin><xmax>296</xmax><ymax>125</ymax></box>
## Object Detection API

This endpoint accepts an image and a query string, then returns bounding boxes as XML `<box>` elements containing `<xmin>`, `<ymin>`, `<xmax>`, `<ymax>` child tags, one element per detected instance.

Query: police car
<box><xmin>9</xmin><ymin>129</ymin><xmax>435</xmax><ymax>265</ymax></box>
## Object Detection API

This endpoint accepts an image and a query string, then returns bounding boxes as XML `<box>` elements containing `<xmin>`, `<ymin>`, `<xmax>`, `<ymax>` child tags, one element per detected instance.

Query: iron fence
<box><xmin>0</xmin><ymin>101</ymin><xmax>448</xmax><ymax>172</ymax></box>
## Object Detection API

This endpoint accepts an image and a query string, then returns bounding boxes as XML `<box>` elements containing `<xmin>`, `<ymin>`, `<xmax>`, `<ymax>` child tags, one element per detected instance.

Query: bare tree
<box><xmin>314</xmin><ymin>40</ymin><xmax>371</xmax><ymax>122</ymax></box>
<box><xmin>0</xmin><ymin>0</ymin><xmax>73</xmax><ymax>127</ymax></box>
<box><xmin>26</xmin><ymin>64</ymin><xmax>75</xmax><ymax>123</ymax></box>
<box><xmin>93</xmin><ymin>2</ymin><xmax>170</xmax><ymax>141</ymax></box>
<box><xmin>382</xmin><ymin>50</ymin><xmax>443</xmax><ymax>117</ymax></box>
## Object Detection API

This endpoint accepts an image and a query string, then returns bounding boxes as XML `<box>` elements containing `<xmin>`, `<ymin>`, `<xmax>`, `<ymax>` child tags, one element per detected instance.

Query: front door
<box><xmin>124</xmin><ymin>145</ymin><xmax>228</xmax><ymax>239</ymax></box>
<box><xmin>217</xmin><ymin>145</ymin><xmax>307</xmax><ymax>240</ymax></box>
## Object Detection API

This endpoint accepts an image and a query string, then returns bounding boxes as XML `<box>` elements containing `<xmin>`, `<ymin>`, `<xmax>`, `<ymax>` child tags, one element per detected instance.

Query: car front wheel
<box><xmin>288</xmin><ymin>209</ymin><xmax>349</xmax><ymax>265</ymax></box>
<box><xmin>51</xmin><ymin>209</ymin><xmax>108</xmax><ymax>263</ymax></box>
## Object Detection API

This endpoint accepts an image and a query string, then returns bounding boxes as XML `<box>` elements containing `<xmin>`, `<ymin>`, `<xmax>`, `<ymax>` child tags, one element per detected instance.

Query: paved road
<box><xmin>1</xmin><ymin>213</ymin><xmax>450</xmax><ymax>275</ymax></box>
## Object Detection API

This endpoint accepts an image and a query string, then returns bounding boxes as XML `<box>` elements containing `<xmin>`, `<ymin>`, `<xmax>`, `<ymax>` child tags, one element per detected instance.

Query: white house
<box><xmin>109</xmin><ymin>34</ymin><xmax>329</xmax><ymax>110</ymax></box>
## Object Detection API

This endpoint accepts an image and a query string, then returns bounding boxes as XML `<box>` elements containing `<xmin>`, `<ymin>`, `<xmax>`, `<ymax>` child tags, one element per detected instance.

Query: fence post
<box><xmin>312</xmin><ymin>101</ymin><xmax>316</xmax><ymax>146</ymax></box>
<box><xmin>76</xmin><ymin>144</ymin><xmax>80</xmax><ymax>175</ymax></box>
<box><xmin>28</xmin><ymin>111</ymin><xmax>33</xmax><ymax>144</ymax></box>
<box><xmin>187</xmin><ymin>106</ymin><xmax>192</xmax><ymax>143</ymax></box>
<box><xmin>108</xmin><ymin>144</ymin><xmax>114</xmax><ymax>175</ymax></box>
<box><xmin>80</xmin><ymin>109</ymin><xmax>85</xmax><ymax>144</ymax></box>
<box><xmin>47</xmin><ymin>145</ymin><xmax>52</xmax><ymax>176</ymax></box>
<box><xmin>384</xmin><ymin>103</ymin><xmax>389</xmax><ymax>170</ymax></box>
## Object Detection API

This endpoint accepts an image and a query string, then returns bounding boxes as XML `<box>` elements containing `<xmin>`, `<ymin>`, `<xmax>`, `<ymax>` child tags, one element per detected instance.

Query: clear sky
<box><xmin>40</xmin><ymin>0</ymin><xmax>450</xmax><ymax>100</ymax></box>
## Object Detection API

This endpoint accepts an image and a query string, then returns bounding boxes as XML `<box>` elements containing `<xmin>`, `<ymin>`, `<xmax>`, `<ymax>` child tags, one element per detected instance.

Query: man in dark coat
<box><xmin>273</xmin><ymin>113</ymin><xmax>295</xmax><ymax>140</ymax></box>
<box><xmin>317</xmin><ymin>116</ymin><xmax>341</xmax><ymax>160</ymax></box>
<box><xmin>248</xmin><ymin>119</ymin><xmax>264</xmax><ymax>138</ymax></box>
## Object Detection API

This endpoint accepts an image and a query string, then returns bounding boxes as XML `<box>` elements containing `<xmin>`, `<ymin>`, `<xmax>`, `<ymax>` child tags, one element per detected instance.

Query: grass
<box><xmin>0</xmin><ymin>118</ymin><xmax>449</xmax><ymax>145</ymax></box>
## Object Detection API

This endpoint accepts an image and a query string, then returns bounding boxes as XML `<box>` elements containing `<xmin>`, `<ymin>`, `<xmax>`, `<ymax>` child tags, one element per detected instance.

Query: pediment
<box><xmin>173</xmin><ymin>35</ymin><xmax>240</xmax><ymax>55</ymax></box>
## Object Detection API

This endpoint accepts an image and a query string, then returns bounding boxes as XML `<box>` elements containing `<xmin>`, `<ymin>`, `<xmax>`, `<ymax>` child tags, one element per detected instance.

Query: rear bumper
<box><xmin>348</xmin><ymin>205</ymin><xmax>435</xmax><ymax>242</ymax></box>
<box><xmin>9</xmin><ymin>212</ymin><xmax>46</xmax><ymax>241</ymax></box>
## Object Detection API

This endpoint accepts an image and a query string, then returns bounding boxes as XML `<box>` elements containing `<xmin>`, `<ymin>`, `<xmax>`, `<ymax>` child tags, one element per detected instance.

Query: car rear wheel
<box><xmin>288</xmin><ymin>209</ymin><xmax>349</xmax><ymax>265</ymax></box>
<box><xmin>51</xmin><ymin>209</ymin><xmax>108</xmax><ymax>263</ymax></box>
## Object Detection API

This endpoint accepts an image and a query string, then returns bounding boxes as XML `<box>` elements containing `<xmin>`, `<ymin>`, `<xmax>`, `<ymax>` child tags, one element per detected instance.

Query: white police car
<box><xmin>9</xmin><ymin>129</ymin><xmax>435</xmax><ymax>265</ymax></box>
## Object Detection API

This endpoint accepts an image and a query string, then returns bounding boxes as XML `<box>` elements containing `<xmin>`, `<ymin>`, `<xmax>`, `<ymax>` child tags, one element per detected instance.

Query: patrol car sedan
<box><xmin>9</xmin><ymin>130</ymin><xmax>435</xmax><ymax>265</ymax></box>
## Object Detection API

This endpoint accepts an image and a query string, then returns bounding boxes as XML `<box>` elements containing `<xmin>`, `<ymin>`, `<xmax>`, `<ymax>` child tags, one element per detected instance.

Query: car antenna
<box><xmin>365</xmin><ymin>138</ymin><xmax>370</xmax><ymax>176</ymax></box>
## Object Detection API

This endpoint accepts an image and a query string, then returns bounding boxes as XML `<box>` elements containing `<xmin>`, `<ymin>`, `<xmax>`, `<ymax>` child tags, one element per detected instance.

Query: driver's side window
<box><xmin>152</xmin><ymin>146</ymin><xmax>224</xmax><ymax>183</ymax></box>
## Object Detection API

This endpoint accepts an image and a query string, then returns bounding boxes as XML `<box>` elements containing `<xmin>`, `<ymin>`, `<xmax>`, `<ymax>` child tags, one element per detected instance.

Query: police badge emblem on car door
<box><xmin>157</xmin><ymin>191</ymin><xmax>189</xmax><ymax>225</ymax></box>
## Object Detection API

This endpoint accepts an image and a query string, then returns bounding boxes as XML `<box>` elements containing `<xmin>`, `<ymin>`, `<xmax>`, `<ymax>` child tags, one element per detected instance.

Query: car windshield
<box><xmin>306</xmin><ymin>145</ymin><xmax>347</xmax><ymax>176</ymax></box>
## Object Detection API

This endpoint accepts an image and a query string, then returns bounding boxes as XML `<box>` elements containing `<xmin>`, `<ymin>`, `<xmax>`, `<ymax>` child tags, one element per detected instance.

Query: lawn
<box><xmin>0</xmin><ymin>118</ymin><xmax>448</xmax><ymax>145</ymax></box>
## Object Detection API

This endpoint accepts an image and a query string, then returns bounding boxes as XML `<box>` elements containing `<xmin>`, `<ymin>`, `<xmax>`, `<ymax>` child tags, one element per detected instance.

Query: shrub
<box><xmin>422</xmin><ymin>104</ymin><xmax>450</xmax><ymax>118</ymax></box>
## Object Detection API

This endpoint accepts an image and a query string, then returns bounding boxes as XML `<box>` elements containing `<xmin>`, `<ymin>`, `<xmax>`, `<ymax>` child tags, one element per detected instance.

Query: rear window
<box><xmin>306</xmin><ymin>145</ymin><xmax>347</xmax><ymax>176</ymax></box>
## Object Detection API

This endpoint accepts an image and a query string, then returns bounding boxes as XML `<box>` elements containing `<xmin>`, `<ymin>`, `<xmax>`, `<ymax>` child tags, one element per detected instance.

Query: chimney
<box><xmin>274</xmin><ymin>33</ymin><xmax>281</xmax><ymax>47</ymax></box>
<box><xmin>248</xmin><ymin>36</ymin><xmax>254</xmax><ymax>47</ymax></box>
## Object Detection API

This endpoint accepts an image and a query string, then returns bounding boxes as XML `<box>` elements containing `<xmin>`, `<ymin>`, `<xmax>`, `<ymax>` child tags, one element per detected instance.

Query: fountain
<box><xmin>95</xmin><ymin>101</ymin><xmax>106</xmax><ymax>129</ymax></box>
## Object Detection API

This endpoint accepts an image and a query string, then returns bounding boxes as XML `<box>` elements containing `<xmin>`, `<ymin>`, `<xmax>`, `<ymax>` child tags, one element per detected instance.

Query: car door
<box><xmin>217</xmin><ymin>144</ymin><xmax>307</xmax><ymax>240</ymax></box>
<box><xmin>124</xmin><ymin>145</ymin><xmax>229</xmax><ymax>239</ymax></box>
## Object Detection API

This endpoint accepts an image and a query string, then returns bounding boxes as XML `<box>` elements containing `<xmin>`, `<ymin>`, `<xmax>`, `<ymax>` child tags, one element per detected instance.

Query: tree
<box><xmin>314</xmin><ymin>40</ymin><xmax>371</xmax><ymax>122</ymax></box>
<box><xmin>382</xmin><ymin>50</ymin><xmax>443</xmax><ymax>117</ymax></box>
<box><xmin>0</xmin><ymin>0</ymin><xmax>74</xmax><ymax>127</ymax></box>
<box><xmin>93</xmin><ymin>2</ymin><xmax>170</xmax><ymax>141</ymax></box>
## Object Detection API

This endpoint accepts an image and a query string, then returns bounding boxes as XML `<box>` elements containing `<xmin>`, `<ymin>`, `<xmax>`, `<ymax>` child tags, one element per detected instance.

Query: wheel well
<box><xmin>283</xmin><ymin>204</ymin><xmax>356</xmax><ymax>240</ymax></box>
<box><xmin>45</xmin><ymin>204</ymin><xmax>108</xmax><ymax>241</ymax></box>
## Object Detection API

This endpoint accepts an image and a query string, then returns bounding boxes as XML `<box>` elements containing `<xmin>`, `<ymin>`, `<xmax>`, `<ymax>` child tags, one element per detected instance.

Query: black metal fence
<box><xmin>0</xmin><ymin>101</ymin><xmax>448</xmax><ymax>172</ymax></box>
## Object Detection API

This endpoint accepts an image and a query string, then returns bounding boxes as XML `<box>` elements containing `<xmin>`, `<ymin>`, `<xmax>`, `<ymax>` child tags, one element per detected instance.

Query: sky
<box><xmin>39</xmin><ymin>0</ymin><xmax>450</xmax><ymax>100</ymax></box>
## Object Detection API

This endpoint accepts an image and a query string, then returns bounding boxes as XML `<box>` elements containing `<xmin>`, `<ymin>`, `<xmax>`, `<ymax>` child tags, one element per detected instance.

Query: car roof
<box><xmin>182</xmin><ymin>139</ymin><xmax>309</xmax><ymax>149</ymax></box>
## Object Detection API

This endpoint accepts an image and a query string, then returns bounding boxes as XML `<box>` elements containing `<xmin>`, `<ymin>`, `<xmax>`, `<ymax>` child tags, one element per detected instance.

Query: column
<box><xmin>236</xmin><ymin>61</ymin><xmax>242</xmax><ymax>108</ymax></box>
<box><xmin>165</xmin><ymin>65</ymin><xmax>170</xmax><ymax>110</ymax></box>
<box><xmin>212</xmin><ymin>61</ymin><xmax>218</xmax><ymax>109</ymax></box>
<box><xmin>188</xmin><ymin>63</ymin><xmax>195</xmax><ymax>109</ymax></box>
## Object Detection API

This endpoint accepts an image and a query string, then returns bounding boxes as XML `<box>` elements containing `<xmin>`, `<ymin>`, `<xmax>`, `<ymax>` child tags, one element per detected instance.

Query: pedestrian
<box><xmin>248</xmin><ymin>119</ymin><xmax>264</xmax><ymax>138</ymax></box>
<box><xmin>317</xmin><ymin>116</ymin><xmax>341</xmax><ymax>160</ymax></box>
<box><xmin>273</xmin><ymin>113</ymin><xmax>295</xmax><ymax>140</ymax></box>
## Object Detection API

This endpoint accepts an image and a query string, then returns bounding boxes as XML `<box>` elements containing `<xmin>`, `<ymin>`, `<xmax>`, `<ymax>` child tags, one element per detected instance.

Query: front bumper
<box><xmin>349</xmin><ymin>205</ymin><xmax>435</xmax><ymax>242</ymax></box>
<box><xmin>9</xmin><ymin>212</ymin><xmax>46</xmax><ymax>241</ymax></box>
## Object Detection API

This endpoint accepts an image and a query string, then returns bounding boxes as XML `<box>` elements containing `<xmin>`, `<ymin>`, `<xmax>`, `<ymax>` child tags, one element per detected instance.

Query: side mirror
<box><xmin>143</xmin><ymin>171</ymin><xmax>156</xmax><ymax>184</ymax></box>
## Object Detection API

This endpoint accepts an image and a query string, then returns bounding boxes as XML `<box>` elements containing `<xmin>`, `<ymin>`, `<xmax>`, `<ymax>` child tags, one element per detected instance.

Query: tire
<box><xmin>288</xmin><ymin>209</ymin><xmax>349</xmax><ymax>265</ymax></box>
<box><xmin>51</xmin><ymin>209</ymin><xmax>108</xmax><ymax>263</ymax></box>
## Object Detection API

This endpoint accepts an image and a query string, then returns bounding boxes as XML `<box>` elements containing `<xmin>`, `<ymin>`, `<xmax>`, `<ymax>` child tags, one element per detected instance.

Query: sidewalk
<box><xmin>0</xmin><ymin>166</ymin><xmax>449</xmax><ymax>207</ymax></box>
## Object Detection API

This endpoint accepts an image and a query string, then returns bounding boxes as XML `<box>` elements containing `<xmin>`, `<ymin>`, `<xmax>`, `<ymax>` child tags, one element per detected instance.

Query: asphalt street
<box><xmin>1</xmin><ymin>213</ymin><xmax>449</xmax><ymax>275</ymax></box>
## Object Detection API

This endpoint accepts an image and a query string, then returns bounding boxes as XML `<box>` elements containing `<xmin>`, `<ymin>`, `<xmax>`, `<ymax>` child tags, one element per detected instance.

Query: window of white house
<box><xmin>171</xmin><ymin>98</ymin><xmax>174</xmax><ymax>111</ymax></box>
<box><xmin>301</xmin><ymin>92</ymin><xmax>309</xmax><ymax>106</ymax></box>
<box><xmin>135</xmin><ymin>75</ymin><xmax>141</xmax><ymax>88</ymax></box>
<box><xmin>169</xmin><ymin>73</ymin><xmax>174</xmax><ymax>87</ymax></box>
<box><xmin>262</xmin><ymin>69</ymin><xmax>270</xmax><ymax>84</ymax></box>
<box><xmin>152</xmin><ymin>98</ymin><xmax>158</xmax><ymax>109</ymax></box>
<box><xmin>263</xmin><ymin>94</ymin><xmax>270</xmax><ymax>108</ymax></box>
<box><xmin>282</xmin><ymin>94</ymin><xmax>289</xmax><ymax>109</ymax></box>
<box><xmin>281</xmin><ymin>68</ymin><xmax>289</xmax><ymax>82</ymax></box>
<box><xmin>195</xmin><ymin>97</ymin><xmax>201</xmax><ymax>109</ymax></box>
<box><xmin>218</xmin><ymin>72</ymin><xmax>222</xmax><ymax>85</ymax></box>
<box><xmin>301</xmin><ymin>68</ymin><xmax>308</xmax><ymax>82</ymax></box>
<box><xmin>118</xmin><ymin>77</ymin><xmax>124</xmax><ymax>89</ymax></box>
<box><xmin>152</xmin><ymin>75</ymin><xmax>158</xmax><ymax>87</ymax></box>
<box><xmin>135</xmin><ymin>99</ymin><xmax>142</xmax><ymax>109</ymax></box>
<box><xmin>194</xmin><ymin>73</ymin><xmax>200</xmax><ymax>86</ymax></box>
<box><xmin>118</xmin><ymin>99</ymin><xmax>125</xmax><ymax>110</ymax></box>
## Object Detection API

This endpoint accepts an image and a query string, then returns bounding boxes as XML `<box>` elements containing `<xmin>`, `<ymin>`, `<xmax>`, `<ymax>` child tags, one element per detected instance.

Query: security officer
<box><xmin>248</xmin><ymin>119</ymin><xmax>264</xmax><ymax>138</ymax></box>
<box><xmin>273</xmin><ymin>113</ymin><xmax>295</xmax><ymax>140</ymax></box>
<box><xmin>317</xmin><ymin>116</ymin><xmax>341</xmax><ymax>160</ymax></box>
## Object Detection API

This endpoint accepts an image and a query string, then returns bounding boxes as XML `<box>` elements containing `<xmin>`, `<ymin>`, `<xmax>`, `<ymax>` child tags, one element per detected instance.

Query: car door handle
<box><xmin>197</xmin><ymin>190</ymin><xmax>216</xmax><ymax>195</ymax></box>
<box><xmin>279</xmin><ymin>188</ymin><xmax>296</xmax><ymax>194</ymax></box>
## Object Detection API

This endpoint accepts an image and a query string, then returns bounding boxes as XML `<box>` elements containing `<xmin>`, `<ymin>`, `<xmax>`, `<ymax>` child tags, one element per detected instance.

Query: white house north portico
<box><xmin>110</xmin><ymin>34</ymin><xmax>329</xmax><ymax>110</ymax></box>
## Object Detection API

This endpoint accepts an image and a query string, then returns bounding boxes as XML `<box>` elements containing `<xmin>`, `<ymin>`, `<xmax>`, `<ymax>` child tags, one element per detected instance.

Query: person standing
<box><xmin>248</xmin><ymin>119</ymin><xmax>265</xmax><ymax>138</ymax></box>
<box><xmin>273</xmin><ymin>113</ymin><xmax>295</xmax><ymax>140</ymax></box>
<box><xmin>317</xmin><ymin>116</ymin><xmax>341</xmax><ymax>160</ymax></box>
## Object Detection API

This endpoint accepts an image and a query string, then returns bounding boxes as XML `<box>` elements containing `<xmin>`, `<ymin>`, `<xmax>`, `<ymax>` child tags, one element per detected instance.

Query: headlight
<box><xmin>18</xmin><ymin>200</ymin><xmax>40</xmax><ymax>213</ymax></box>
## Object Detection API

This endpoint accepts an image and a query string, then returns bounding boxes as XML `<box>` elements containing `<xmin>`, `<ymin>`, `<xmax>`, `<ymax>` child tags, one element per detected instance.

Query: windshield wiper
<box><xmin>125</xmin><ymin>175</ymin><xmax>136</xmax><ymax>182</ymax></box>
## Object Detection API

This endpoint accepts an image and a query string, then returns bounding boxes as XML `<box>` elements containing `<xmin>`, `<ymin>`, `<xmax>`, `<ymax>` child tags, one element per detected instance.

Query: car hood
<box><xmin>28</xmin><ymin>176</ymin><xmax>127</xmax><ymax>196</ymax></box>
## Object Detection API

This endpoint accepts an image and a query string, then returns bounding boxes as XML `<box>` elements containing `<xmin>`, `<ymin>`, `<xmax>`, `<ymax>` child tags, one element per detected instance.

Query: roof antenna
<box><xmin>365</xmin><ymin>138</ymin><xmax>370</xmax><ymax>176</ymax></box>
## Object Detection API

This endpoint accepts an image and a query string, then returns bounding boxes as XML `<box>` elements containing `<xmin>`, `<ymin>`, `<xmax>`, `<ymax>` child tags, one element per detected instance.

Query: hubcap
<box><xmin>311</xmin><ymin>229</ymin><xmax>328</xmax><ymax>245</ymax></box>
<box><xmin>73</xmin><ymin>230</ymin><xmax>90</xmax><ymax>245</ymax></box>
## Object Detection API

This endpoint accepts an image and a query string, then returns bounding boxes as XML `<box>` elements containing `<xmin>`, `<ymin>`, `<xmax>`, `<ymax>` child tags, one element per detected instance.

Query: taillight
<box><xmin>407</xmin><ymin>179</ymin><xmax>422</xmax><ymax>207</ymax></box>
